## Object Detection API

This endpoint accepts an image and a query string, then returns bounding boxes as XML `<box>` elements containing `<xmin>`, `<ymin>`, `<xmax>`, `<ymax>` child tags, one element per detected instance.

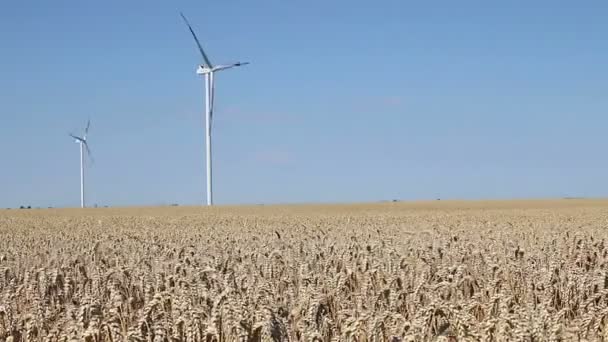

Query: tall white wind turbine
<box><xmin>180</xmin><ymin>13</ymin><xmax>249</xmax><ymax>206</ymax></box>
<box><xmin>69</xmin><ymin>120</ymin><xmax>93</xmax><ymax>208</ymax></box>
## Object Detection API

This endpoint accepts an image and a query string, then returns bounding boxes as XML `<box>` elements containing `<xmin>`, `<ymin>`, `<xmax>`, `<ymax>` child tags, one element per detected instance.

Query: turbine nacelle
<box><xmin>196</xmin><ymin>65</ymin><xmax>212</xmax><ymax>74</ymax></box>
<box><xmin>196</xmin><ymin>62</ymin><xmax>249</xmax><ymax>74</ymax></box>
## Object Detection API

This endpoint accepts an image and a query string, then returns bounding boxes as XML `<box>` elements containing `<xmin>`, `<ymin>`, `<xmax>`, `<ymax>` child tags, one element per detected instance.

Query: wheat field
<box><xmin>1</xmin><ymin>199</ymin><xmax>608</xmax><ymax>341</ymax></box>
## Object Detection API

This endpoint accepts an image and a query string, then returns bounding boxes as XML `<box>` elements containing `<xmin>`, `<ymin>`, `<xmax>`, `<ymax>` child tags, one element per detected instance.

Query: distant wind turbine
<box><xmin>180</xmin><ymin>12</ymin><xmax>249</xmax><ymax>206</ymax></box>
<box><xmin>69</xmin><ymin>120</ymin><xmax>93</xmax><ymax>208</ymax></box>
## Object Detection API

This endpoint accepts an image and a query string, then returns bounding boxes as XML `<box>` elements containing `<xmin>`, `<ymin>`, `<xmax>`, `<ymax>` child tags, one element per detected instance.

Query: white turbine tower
<box><xmin>180</xmin><ymin>13</ymin><xmax>249</xmax><ymax>206</ymax></box>
<box><xmin>69</xmin><ymin>120</ymin><xmax>93</xmax><ymax>208</ymax></box>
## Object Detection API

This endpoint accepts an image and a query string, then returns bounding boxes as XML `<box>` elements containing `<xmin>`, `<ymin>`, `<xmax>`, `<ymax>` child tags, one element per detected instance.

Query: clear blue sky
<box><xmin>1</xmin><ymin>1</ymin><xmax>607</xmax><ymax>208</ymax></box>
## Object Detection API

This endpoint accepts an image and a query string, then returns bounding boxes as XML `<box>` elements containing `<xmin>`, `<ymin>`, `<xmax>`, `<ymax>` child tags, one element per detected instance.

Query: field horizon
<box><xmin>2</xmin><ymin>197</ymin><xmax>608</xmax><ymax>217</ymax></box>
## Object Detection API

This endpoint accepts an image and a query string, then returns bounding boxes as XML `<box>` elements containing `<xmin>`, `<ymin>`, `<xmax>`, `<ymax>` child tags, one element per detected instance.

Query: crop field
<box><xmin>1</xmin><ymin>199</ymin><xmax>608</xmax><ymax>341</ymax></box>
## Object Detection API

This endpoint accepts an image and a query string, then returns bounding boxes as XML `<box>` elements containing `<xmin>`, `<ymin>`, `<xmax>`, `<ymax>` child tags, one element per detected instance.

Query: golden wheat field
<box><xmin>2</xmin><ymin>199</ymin><xmax>608</xmax><ymax>341</ymax></box>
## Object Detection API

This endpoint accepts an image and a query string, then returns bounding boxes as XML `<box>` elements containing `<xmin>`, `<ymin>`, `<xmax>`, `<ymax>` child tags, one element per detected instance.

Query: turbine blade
<box><xmin>211</xmin><ymin>73</ymin><xmax>214</xmax><ymax>113</ymax></box>
<box><xmin>83</xmin><ymin>141</ymin><xmax>95</xmax><ymax>165</ymax></box>
<box><xmin>180</xmin><ymin>12</ymin><xmax>213</xmax><ymax>68</ymax></box>
<box><xmin>212</xmin><ymin>62</ymin><xmax>249</xmax><ymax>72</ymax></box>
<box><xmin>85</xmin><ymin>119</ymin><xmax>91</xmax><ymax>135</ymax></box>
<box><xmin>69</xmin><ymin>133</ymin><xmax>83</xmax><ymax>142</ymax></box>
<box><xmin>210</xmin><ymin>90</ymin><xmax>214</xmax><ymax>127</ymax></box>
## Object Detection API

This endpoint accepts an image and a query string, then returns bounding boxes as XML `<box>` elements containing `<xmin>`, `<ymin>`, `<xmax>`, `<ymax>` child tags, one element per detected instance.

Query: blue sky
<box><xmin>0</xmin><ymin>1</ymin><xmax>607</xmax><ymax>207</ymax></box>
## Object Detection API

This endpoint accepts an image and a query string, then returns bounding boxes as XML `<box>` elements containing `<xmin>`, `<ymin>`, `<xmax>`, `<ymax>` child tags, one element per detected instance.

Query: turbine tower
<box><xmin>180</xmin><ymin>13</ymin><xmax>249</xmax><ymax>206</ymax></box>
<box><xmin>69</xmin><ymin>120</ymin><xmax>93</xmax><ymax>208</ymax></box>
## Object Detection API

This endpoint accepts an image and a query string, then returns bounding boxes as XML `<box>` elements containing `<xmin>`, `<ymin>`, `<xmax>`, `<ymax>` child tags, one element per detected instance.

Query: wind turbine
<box><xmin>69</xmin><ymin>120</ymin><xmax>93</xmax><ymax>208</ymax></box>
<box><xmin>180</xmin><ymin>12</ymin><xmax>249</xmax><ymax>206</ymax></box>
